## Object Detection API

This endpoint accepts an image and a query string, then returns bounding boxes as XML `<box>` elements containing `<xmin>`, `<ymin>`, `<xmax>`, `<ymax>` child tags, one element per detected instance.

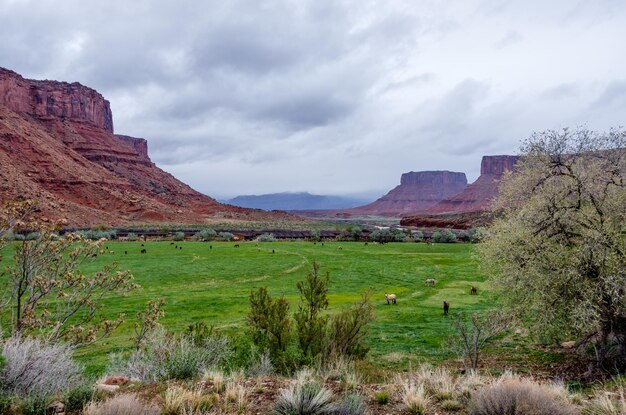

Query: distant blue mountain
<box><xmin>225</xmin><ymin>192</ymin><xmax>371</xmax><ymax>211</ymax></box>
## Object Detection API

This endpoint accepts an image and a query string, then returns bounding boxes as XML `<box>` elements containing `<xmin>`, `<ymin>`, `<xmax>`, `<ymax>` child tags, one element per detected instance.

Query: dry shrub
<box><xmin>413</xmin><ymin>365</ymin><xmax>455</xmax><ymax>401</ymax></box>
<box><xmin>223</xmin><ymin>381</ymin><xmax>249</xmax><ymax>413</ymax></box>
<box><xmin>331</xmin><ymin>394</ymin><xmax>368</xmax><ymax>415</ymax></box>
<box><xmin>84</xmin><ymin>394</ymin><xmax>160</xmax><ymax>415</ymax></box>
<box><xmin>201</xmin><ymin>369</ymin><xmax>226</xmax><ymax>393</ymax></box>
<box><xmin>469</xmin><ymin>377</ymin><xmax>579</xmax><ymax>415</ymax></box>
<box><xmin>583</xmin><ymin>393</ymin><xmax>626</xmax><ymax>415</ymax></box>
<box><xmin>1</xmin><ymin>334</ymin><xmax>83</xmax><ymax>399</ymax></box>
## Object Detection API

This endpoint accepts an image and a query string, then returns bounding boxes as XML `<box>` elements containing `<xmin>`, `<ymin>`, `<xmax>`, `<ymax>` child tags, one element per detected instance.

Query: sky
<box><xmin>1</xmin><ymin>0</ymin><xmax>625</xmax><ymax>200</ymax></box>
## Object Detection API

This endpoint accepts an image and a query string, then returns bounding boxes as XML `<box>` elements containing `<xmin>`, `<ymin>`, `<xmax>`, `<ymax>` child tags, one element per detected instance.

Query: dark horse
<box><xmin>443</xmin><ymin>301</ymin><xmax>450</xmax><ymax>315</ymax></box>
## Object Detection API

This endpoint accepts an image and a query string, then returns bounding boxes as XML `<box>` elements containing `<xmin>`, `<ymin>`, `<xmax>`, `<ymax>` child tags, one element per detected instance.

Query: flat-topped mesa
<box><xmin>343</xmin><ymin>170</ymin><xmax>468</xmax><ymax>216</ymax></box>
<box><xmin>0</xmin><ymin>67</ymin><xmax>113</xmax><ymax>132</ymax></box>
<box><xmin>400</xmin><ymin>170</ymin><xmax>468</xmax><ymax>186</ymax></box>
<box><xmin>115</xmin><ymin>135</ymin><xmax>150</xmax><ymax>163</ymax></box>
<box><xmin>422</xmin><ymin>155</ymin><xmax>520</xmax><ymax>215</ymax></box>
<box><xmin>480</xmin><ymin>155</ymin><xmax>520</xmax><ymax>175</ymax></box>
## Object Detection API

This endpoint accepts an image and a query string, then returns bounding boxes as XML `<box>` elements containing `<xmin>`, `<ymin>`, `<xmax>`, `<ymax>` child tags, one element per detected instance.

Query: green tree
<box><xmin>294</xmin><ymin>261</ymin><xmax>329</xmax><ymax>358</ymax></box>
<box><xmin>480</xmin><ymin>127</ymin><xmax>626</xmax><ymax>373</ymax></box>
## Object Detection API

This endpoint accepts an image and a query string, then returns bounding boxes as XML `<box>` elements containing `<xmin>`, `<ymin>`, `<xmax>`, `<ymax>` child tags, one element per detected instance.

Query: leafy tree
<box><xmin>480</xmin><ymin>127</ymin><xmax>626</xmax><ymax>373</ymax></box>
<box><xmin>193</xmin><ymin>229</ymin><xmax>217</xmax><ymax>241</ymax></box>
<box><xmin>172</xmin><ymin>231</ymin><xmax>185</xmax><ymax>241</ymax></box>
<box><xmin>432</xmin><ymin>229</ymin><xmax>457</xmax><ymax>243</ymax></box>
<box><xmin>412</xmin><ymin>231</ymin><xmax>424</xmax><ymax>242</ymax></box>
<box><xmin>218</xmin><ymin>232</ymin><xmax>235</xmax><ymax>241</ymax></box>
<box><xmin>294</xmin><ymin>261</ymin><xmax>329</xmax><ymax>358</ymax></box>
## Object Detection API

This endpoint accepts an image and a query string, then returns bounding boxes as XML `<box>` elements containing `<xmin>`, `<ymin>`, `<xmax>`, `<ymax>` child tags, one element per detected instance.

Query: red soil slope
<box><xmin>0</xmin><ymin>67</ymin><xmax>297</xmax><ymax>226</ymax></box>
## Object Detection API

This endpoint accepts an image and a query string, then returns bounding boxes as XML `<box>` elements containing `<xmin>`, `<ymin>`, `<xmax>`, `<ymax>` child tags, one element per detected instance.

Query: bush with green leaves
<box><xmin>79</xmin><ymin>229</ymin><xmax>117</xmax><ymax>240</ymax></box>
<box><xmin>64</xmin><ymin>382</ymin><xmax>95</xmax><ymax>412</ymax></box>
<box><xmin>172</xmin><ymin>232</ymin><xmax>185</xmax><ymax>241</ymax></box>
<box><xmin>375</xmin><ymin>391</ymin><xmax>390</xmax><ymax>405</ymax></box>
<box><xmin>369</xmin><ymin>228</ymin><xmax>407</xmax><ymax>243</ymax></box>
<box><xmin>432</xmin><ymin>229</ymin><xmax>457</xmax><ymax>243</ymax></box>
<box><xmin>126</xmin><ymin>232</ymin><xmax>139</xmax><ymax>241</ymax></box>
<box><xmin>193</xmin><ymin>229</ymin><xmax>217</xmax><ymax>241</ymax></box>
<box><xmin>326</xmin><ymin>293</ymin><xmax>374</xmax><ymax>359</ymax></box>
<box><xmin>310</xmin><ymin>229</ymin><xmax>321</xmax><ymax>242</ymax></box>
<box><xmin>257</xmin><ymin>233</ymin><xmax>276</xmax><ymax>242</ymax></box>
<box><xmin>295</xmin><ymin>261</ymin><xmax>330</xmax><ymax>360</ymax></box>
<box><xmin>219</xmin><ymin>232</ymin><xmax>235</xmax><ymax>241</ymax></box>
<box><xmin>332</xmin><ymin>394</ymin><xmax>368</xmax><ymax>415</ymax></box>
<box><xmin>412</xmin><ymin>231</ymin><xmax>424</xmax><ymax>242</ymax></box>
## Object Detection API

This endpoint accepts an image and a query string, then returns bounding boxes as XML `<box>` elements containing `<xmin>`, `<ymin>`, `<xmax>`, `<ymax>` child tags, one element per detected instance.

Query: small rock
<box><xmin>561</xmin><ymin>341</ymin><xmax>576</xmax><ymax>348</ymax></box>
<box><xmin>104</xmin><ymin>376</ymin><xmax>129</xmax><ymax>385</ymax></box>
<box><xmin>96</xmin><ymin>383</ymin><xmax>120</xmax><ymax>393</ymax></box>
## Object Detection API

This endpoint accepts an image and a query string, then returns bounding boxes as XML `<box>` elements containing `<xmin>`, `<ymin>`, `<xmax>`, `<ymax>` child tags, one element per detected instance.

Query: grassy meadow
<box><xmin>0</xmin><ymin>241</ymin><xmax>501</xmax><ymax>374</ymax></box>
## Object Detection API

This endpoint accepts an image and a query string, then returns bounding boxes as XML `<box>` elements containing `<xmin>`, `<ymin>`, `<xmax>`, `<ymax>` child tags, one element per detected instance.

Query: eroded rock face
<box><xmin>345</xmin><ymin>171</ymin><xmax>468</xmax><ymax>216</ymax></box>
<box><xmin>0</xmin><ymin>67</ymin><xmax>113</xmax><ymax>132</ymax></box>
<box><xmin>425</xmin><ymin>155</ymin><xmax>520</xmax><ymax>214</ymax></box>
<box><xmin>0</xmin><ymin>67</ymin><xmax>299</xmax><ymax>226</ymax></box>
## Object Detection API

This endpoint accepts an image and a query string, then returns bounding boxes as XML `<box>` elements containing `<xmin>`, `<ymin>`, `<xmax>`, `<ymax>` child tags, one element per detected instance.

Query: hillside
<box><xmin>226</xmin><ymin>192</ymin><xmax>371</xmax><ymax>210</ymax></box>
<box><xmin>0</xmin><ymin>67</ymin><xmax>298</xmax><ymax>226</ymax></box>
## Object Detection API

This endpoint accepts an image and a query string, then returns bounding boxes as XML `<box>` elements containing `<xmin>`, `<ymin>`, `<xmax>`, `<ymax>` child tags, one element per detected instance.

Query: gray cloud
<box><xmin>1</xmin><ymin>0</ymin><xmax>625</xmax><ymax>198</ymax></box>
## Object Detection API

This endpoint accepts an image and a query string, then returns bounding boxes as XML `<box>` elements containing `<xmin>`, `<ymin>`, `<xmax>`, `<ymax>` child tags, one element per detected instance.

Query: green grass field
<box><xmin>1</xmin><ymin>241</ymin><xmax>495</xmax><ymax>374</ymax></box>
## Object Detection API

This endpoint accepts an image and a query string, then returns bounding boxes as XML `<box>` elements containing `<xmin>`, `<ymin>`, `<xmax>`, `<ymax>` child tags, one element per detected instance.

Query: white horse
<box><xmin>425</xmin><ymin>278</ymin><xmax>437</xmax><ymax>286</ymax></box>
<box><xmin>385</xmin><ymin>293</ymin><xmax>397</xmax><ymax>305</ymax></box>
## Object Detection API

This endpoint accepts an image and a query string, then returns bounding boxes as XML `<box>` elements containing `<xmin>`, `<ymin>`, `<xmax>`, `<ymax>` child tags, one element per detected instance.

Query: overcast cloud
<box><xmin>1</xmin><ymin>0</ymin><xmax>625</xmax><ymax>199</ymax></box>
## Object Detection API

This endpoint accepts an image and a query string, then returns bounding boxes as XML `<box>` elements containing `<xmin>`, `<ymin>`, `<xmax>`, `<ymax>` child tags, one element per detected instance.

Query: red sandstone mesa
<box><xmin>0</xmin><ymin>67</ymin><xmax>297</xmax><ymax>226</ymax></box>
<box><xmin>341</xmin><ymin>170</ymin><xmax>468</xmax><ymax>216</ymax></box>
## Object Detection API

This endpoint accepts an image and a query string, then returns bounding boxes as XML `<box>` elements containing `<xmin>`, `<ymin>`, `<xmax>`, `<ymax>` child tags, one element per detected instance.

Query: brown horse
<box><xmin>470</xmin><ymin>286</ymin><xmax>478</xmax><ymax>295</ymax></box>
<box><xmin>443</xmin><ymin>301</ymin><xmax>449</xmax><ymax>315</ymax></box>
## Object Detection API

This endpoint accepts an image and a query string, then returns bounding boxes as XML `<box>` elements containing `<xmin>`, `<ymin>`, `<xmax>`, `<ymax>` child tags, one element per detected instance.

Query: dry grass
<box><xmin>468</xmin><ymin>377</ymin><xmax>578</xmax><ymax>415</ymax></box>
<box><xmin>400</xmin><ymin>378</ymin><xmax>431</xmax><ymax>415</ymax></box>
<box><xmin>84</xmin><ymin>394</ymin><xmax>160</xmax><ymax>415</ymax></box>
<box><xmin>583</xmin><ymin>393</ymin><xmax>626</xmax><ymax>415</ymax></box>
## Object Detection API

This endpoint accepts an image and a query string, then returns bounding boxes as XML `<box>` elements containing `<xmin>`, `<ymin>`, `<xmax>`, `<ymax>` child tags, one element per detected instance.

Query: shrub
<box><xmin>13</xmin><ymin>233</ymin><xmax>25</xmax><ymax>241</ymax></box>
<box><xmin>25</xmin><ymin>231</ymin><xmax>40</xmax><ymax>241</ymax></box>
<box><xmin>219</xmin><ymin>232</ymin><xmax>235</xmax><ymax>241</ymax></box>
<box><xmin>412</xmin><ymin>231</ymin><xmax>424</xmax><ymax>242</ymax></box>
<box><xmin>64</xmin><ymin>383</ymin><xmax>95</xmax><ymax>412</ymax></box>
<box><xmin>413</xmin><ymin>365</ymin><xmax>455</xmax><ymax>401</ymax></box>
<box><xmin>16</xmin><ymin>395</ymin><xmax>48</xmax><ymax>415</ymax></box>
<box><xmin>84</xmin><ymin>394</ymin><xmax>160</xmax><ymax>415</ymax></box>
<box><xmin>0</xmin><ymin>392</ymin><xmax>11</xmax><ymax>414</ymax></box>
<box><xmin>274</xmin><ymin>382</ymin><xmax>334</xmax><ymax>415</ymax></box>
<box><xmin>326</xmin><ymin>293</ymin><xmax>374</xmax><ymax>359</ymax></box>
<box><xmin>468</xmin><ymin>377</ymin><xmax>578</xmax><ymax>415</ymax></box>
<box><xmin>108</xmin><ymin>328</ymin><xmax>232</xmax><ymax>383</ymax></box>
<box><xmin>369</xmin><ymin>228</ymin><xmax>406</xmax><ymax>243</ymax></box>
<box><xmin>432</xmin><ymin>229</ymin><xmax>456</xmax><ymax>243</ymax></box>
<box><xmin>401</xmin><ymin>379</ymin><xmax>431</xmax><ymax>415</ymax></box>
<box><xmin>1</xmin><ymin>229</ymin><xmax>15</xmax><ymax>241</ymax></box>
<box><xmin>258</xmin><ymin>233</ymin><xmax>276</xmax><ymax>242</ymax></box>
<box><xmin>163</xmin><ymin>385</ymin><xmax>217</xmax><ymax>415</ymax></box>
<box><xmin>295</xmin><ymin>261</ymin><xmax>330</xmax><ymax>359</ymax></box>
<box><xmin>1</xmin><ymin>334</ymin><xmax>83</xmax><ymax>399</ymax></box>
<box><xmin>375</xmin><ymin>391</ymin><xmax>390</xmax><ymax>405</ymax></box>
<box><xmin>331</xmin><ymin>394</ymin><xmax>368</xmax><ymax>415</ymax></box>
<box><xmin>224</xmin><ymin>381</ymin><xmax>249</xmax><ymax>413</ymax></box>
<box><xmin>172</xmin><ymin>232</ymin><xmax>185</xmax><ymax>241</ymax></box>
<box><xmin>193</xmin><ymin>229</ymin><xmax>216</xmax><ymax>241</ymax></box>
<box><xmin>126</xmin><ymin>232</ymin><xmax>139</xmax><ymax>241</ymax></box>
<box><xmin>248</xmin><ymin>350</ymin><xmax>274</xmax><ymax>377</ymax></box>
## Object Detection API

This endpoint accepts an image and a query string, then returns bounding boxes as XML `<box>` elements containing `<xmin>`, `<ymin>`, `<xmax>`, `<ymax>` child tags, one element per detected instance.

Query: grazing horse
<box><xmin>470</xmin><ymin>286</ymin><xmax>478</xmax><ymax>295</ymax></box>
<box><xmin>140</xmin><ymin>249</ymin><xmax>146</xmax><ymax>254</ymax></box>
<box><xmin>234</xmin><ymin>244</ymin><xmax>240</xmax><ymax>248</ymax></box>
<box><xmin>385</xmin><ymin>293</ymin><xmax>397</xmax><ymax>305</ymax></box>
<box><xmin>425</xmin><ymin>278</ymin><xmax>437</xmax><ymax>286</ymax></box>
<box><xmin>443</xmin><ymin>301</ymin><xmax>450</xmax><ymax>315</ymax></box>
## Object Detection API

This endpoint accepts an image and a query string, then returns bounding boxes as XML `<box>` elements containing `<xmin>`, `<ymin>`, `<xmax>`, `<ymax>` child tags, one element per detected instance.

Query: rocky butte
<box><xmin>0</xmin><ymin>67</ymin><xmax>297</xmax><ymax>226</ymax></box>
<box><xmin>339</xmin><ymin>170</ymin><xmax>468</xmax><ymax>216</ymax></box>
<box><xmin>400</xmin><ymin>155</ymin><xmax>520</xmax><ymax>228</ymax></box>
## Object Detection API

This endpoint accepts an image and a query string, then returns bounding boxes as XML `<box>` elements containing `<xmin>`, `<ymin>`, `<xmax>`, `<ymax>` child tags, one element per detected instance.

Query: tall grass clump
<box><xmin>400</xmin><ymin>378</ymin><xmax>431</xmax><ymax>415</ymax></box>
<box><xmin>583</xmin><ymin>393</ymin><xmax>626</xmax><ymax>415</ymax></box>
<box><xmin>1</xmin><ymin>334</ymin><xmax>83</xmax><ymax>399</ymax></box>
<box><xmin>331</xmin><ymin>394</ymin><xmax>368</xmax><ymax>415</ymax></box>
<box><xmin>84</xmin><ymin>394</ymin><xmax>160</xmax><ymax>415</ymax></box>
<box><xmin>274</xmin><ymin>382</ymin><xmax>334</xmax><ymax>415</ymax></box>
<box><xmin>468</xmin><ymin>377</ymin><xmax>578</xmax><ymax>415</ymax></box>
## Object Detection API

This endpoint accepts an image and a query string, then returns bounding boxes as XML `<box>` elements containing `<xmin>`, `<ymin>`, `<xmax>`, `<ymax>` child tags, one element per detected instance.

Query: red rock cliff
<box><xmin>343</xmin><ymin>170</ymin><xmax>468</xmax><ymax>216</ymax></box>
<box><xmin>424</xmin><ymin>155</ymin><xmax>520</xmax><ymax>214</ymax></box>
<box><xmin>0</xmin><ymin>67</ymin><xmax>113</xmax><ymax>133</ymax></box>
<box><xmin>0</xmin><ymin>67</ymin><xmax>298</xmax><ymax>226</ymax></box>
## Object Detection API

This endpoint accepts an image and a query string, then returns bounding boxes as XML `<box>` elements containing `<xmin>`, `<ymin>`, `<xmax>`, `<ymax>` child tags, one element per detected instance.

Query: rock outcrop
<box><xmin>0</xmin><ymin>67</ymin><xmax>299</xmax><ymax>226</ymax></box>
<box><xmin>0</xmin><ymin>67</ymin><xmax>113</xmax><ymax>132</ymax></box>
<box><xmin>342</xmin><ymin>171</ymin><xmax>468</xmax><ymax>216</ymax></box>
<box><xmin>424</xmin><ymin>155</ymin><xmax>519</xmax><ymax>214</ymax></box>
